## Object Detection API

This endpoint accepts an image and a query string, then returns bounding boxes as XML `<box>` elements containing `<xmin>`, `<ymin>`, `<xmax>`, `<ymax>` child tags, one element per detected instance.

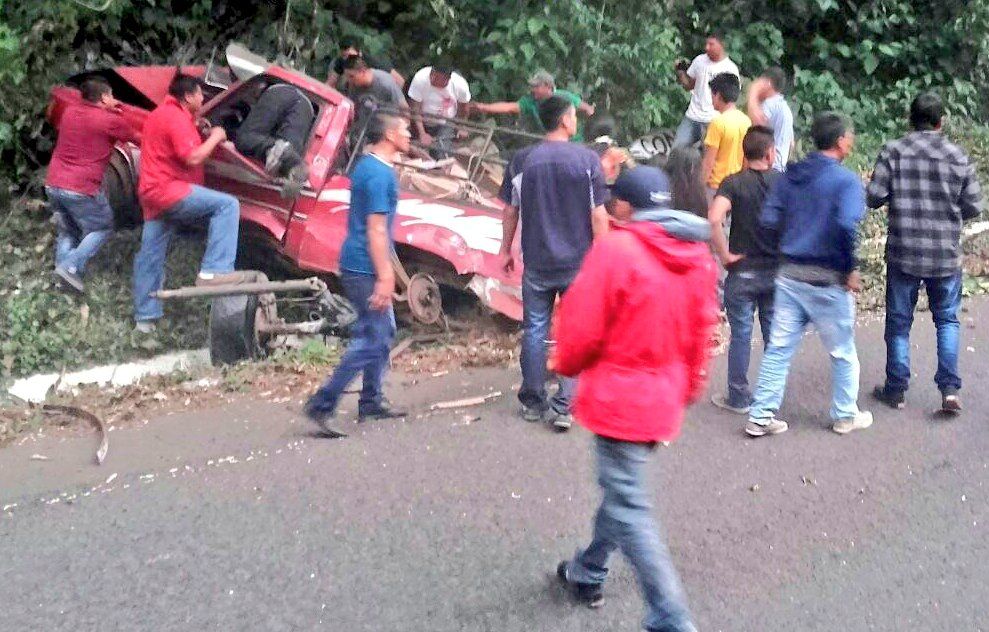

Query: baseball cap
<box><xmin>610</xmin><ymin>166</ymin><xmax>672</xmax><ymax>210</ymax></box>
<box><xmin>528</xmin><ymin>70</ymin><xmax>555</xmax><ymax>87</ymax></box>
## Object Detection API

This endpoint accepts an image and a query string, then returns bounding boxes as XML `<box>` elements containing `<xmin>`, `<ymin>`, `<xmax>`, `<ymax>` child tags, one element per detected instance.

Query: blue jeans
<box><xmin>46</xmin><ymin>186</ymin><xmax>114</xmax><ymax>275</ymax></box>
<box><xmin>749</xmin><ymin>277</ymin><xmax>861</xmax><ymax>423</ymax></box>
<box><xmin>519</xmin><ymin>271</ymin><xmax>577</xmax><ymax>415</ymax></box>
<box><xmin>884</xmin><ymin>265</ymin><xmax>962</xmax><ymax>394</ymax></box>
<box><xmin>723</xmin><ymin>269</ymin><xmax>776</xmax><ymax>408</ymax></box>
<box><xmin>133</xmin><ymin>185</ymin><xmax>240</xmax><ymax>321</ymax></box>
<box><xmin>672</xmin><ymin>117</ymin><xmax>708</xmax><ymax>149</ymax></box>
<box><xmin>306</xmin><ymin>272</ymin><xmax>396</xmax><ymax>414</ymax></box>
<box><xmin>568</xmin><ymin>436</ymin><xmax>694</xmax><ymax>632</ymax></box>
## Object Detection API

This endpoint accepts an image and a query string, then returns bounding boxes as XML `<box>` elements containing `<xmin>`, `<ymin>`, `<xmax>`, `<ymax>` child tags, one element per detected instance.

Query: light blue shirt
<box><xmin>763</xmin><ymin>93</ymin><xmax>794</xmax><ymax>172</ymax></box>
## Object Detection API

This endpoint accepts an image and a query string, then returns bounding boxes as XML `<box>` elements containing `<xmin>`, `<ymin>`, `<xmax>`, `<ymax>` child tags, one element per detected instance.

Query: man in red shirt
<box><xmin>551</xmin><ymin>166</ymin><xmax>717</xmax><ymax>632</ymax></box>
<box><xmin>133</xmin><ymin>74</ymin><xmax>248</xmax><ymax>332</ymax></box>
<box><xmin>45</xmin><ymin>77</ymin><xmax>139</xmax><ymax>293</ymax></box>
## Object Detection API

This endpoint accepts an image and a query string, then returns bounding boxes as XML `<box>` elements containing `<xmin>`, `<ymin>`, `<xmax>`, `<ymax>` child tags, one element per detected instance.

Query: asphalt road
<box><xmin>2</xmin><ymin>299</ymin><xmax>987</xmax><ymax>632</ymax></box>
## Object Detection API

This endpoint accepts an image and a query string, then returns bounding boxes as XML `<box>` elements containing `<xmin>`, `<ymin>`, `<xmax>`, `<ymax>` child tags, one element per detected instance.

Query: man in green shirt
<box><xmin>471</xmin><ymin>70</ymin><xmax>595</xmax><ymax>141</ymax></box>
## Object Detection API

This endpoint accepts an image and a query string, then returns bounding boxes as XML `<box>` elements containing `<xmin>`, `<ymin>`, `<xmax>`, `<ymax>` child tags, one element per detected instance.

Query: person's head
<box><xmin>168</xmin><ymin>73</ymin><xmax>205</xmax><ymax>113</ymax></box>
<box><xmin>709</xmin><ymin>72</ymin><xmax>740</xmax><ymax>111</ymax></box>
<box><xmin>742</xmin><ymin>125</ymin><xmax>777</xmax><ymax>166</ymax></box>
<box><xmin>664</xmin><ymin>146</ymin><xmax>708</xmax><ymax>217</ymax></box>
<box><xmin>705</xmin><ymin>32</ymin><xmax>727</xmax><ymax>61</ymax></box>
<box><xmin>537</xmin><ymin>94</ymin><xmax>577</xmax><ymax>137</ymax></box>
<box><xmin>762</xmin><ymin>67</ymin><xmax>787</xmax><ymax>95</ymax></box>
<box><xmin>593</xmin><ymin>141</ymin><xmax>632</xmax><ymax>184</ymax></box>
<box><xmin>528</xmin><ymin>70</ymin><xmax>556</xmax><ymax>100</ymax></box>
<box><xmin>429</xmin><ymin>62</ymin><xmax>453</xmax><ymax>89</ymax></box>
<box><xmin>910</xmin><ymin>92</ymin><xmax>943</xmax><ymax>131</ymax></box>
<box><xmin>80</xmin><ymin>77</ymin><xmax>115</xmax><ymax>109</ymax></box>
<box><xmin>338</xmin><ymin>37</ymin><xmax>361</xmax><ymax>59</ymax></box>
<box><xmin>366</xmin><ymin>112</ymin><xmax>411</xmax><ymax>153</ymax></box>
<box><xmin>343</xmin><ymin>55</ymin><xmax>374</xmax><ymax>88</ymax></box>
<box><xmin>610</xmin><ymin>165</ymin><xmax>672</xmax><ymax>222</ymax></box>
<box><xmin>811</xmin><ymin>111</ymin><xmax>855</xmax><ymax>160</ymax></box>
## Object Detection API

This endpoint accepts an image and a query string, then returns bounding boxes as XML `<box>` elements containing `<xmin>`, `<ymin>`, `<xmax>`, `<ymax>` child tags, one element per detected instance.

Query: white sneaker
<box><xmin>832</xmin><ymin>410</ymin><xmax>873</xmax><ymax>434</ymax></box>
<box><xmin>134</xmin><ymin>321</ymin><xmax>157</xmax><ymax>334</ymax></box>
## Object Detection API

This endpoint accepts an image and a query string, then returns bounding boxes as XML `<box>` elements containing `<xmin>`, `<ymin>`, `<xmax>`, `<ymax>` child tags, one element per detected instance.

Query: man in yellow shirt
<box><xmin>702</xmin><ymin>73</ymin><xmax>751</xmax><ymax>200</ymax></box>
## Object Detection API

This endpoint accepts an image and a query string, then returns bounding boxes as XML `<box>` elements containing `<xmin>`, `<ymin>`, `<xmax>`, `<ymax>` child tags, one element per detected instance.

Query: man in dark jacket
<box><xmin>552</xmin><ymin>166</ymin><xmax>717</xmax><ymax>632</ymax></box>
<box><xmin>746</xmin><ymin>112</ymin><xmax>874</xmax><ymax>437</ymax></box>
<box><xmin>867</xmin><ymin>92</ymin><xmax>982</xmax><ymax>414</ymax></box>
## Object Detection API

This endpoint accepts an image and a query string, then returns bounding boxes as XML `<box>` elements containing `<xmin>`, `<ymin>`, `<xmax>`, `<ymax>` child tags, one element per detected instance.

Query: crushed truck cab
<box><xmin>47</xmin><ymin>45</ymin><xmax>525</xmax><ymax>323</ymax></box>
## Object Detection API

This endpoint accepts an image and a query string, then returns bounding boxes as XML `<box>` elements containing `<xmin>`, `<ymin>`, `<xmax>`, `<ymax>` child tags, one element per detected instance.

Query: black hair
<box><xmin>763</xmin><ymin>66</ymin><xmax>787</xmax><ymax>93</ymax></box>
<box><xmin>811</xmin><ymin>111</ymin><xmax>851</xmax><ymax>151</ymax></box>
<box><xmin>339</xmin><ymin>37</ymin><xmax>360</xmax><ymax>51</ymax></box>
<box><xmin>742</xmin><ymin>125</ymin><xmax>775</xmax><ymax>161</ymax></box>
<box><xmin>709</xmin><ymin>72</ymin><xmax>740</xmax><ymax>103</ymax></box>
<box><xmin>342</xmin><ymin>55</ymin><xmax>369</xmax><ymax>72</ymax></box>
<box><xmin>80</xmin><ymin>77</ymin><xmax>111</xmax><ymax>103</ymax></box>
<box><xmin>366</xmin><ymin>112</ymin><xmax>406</xmax><ymax>144</ymax></box>
<box><xmin>168</xmin><ymin>73</ymin><xmax>203</xmax><ymax>100</ymax></box>
<box><xmin>706</xmin><ymin>31</ymin><xmax>726</xmax><ymax>43</ymax></box>
<box><xmin>537</xmin><ymin>94</ymin><xmax>575</xmax><ymax>132</ymax></box>
<box><xmin>665</xmin><ymin>146</ymin><xmax>708</xmax><ymax>218</ymax></box>
<box><xmin>431</xmin><ymin>61</ymin><xmax>453</xmax><ymax>76</ymax></box>
<box><xmin>910</xmin><ymin>92</ymin><xmax>943</xmax><ymax>131</ymax></box>
<box><xmin>584</xmin><ymin>112</ymin><xmax>618</xmax><ymax>144</ymax></box>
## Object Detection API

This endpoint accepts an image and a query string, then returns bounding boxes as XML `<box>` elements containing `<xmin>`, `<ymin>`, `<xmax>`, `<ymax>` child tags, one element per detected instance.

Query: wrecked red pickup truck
<box><xmin>47</xmin><ymin>45</ymin><xmax>527</xmax><ymax>360</ymax></box>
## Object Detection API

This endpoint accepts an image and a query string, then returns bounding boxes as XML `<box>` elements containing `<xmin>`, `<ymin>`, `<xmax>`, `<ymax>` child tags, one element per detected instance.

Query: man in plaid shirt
<box><xmin>867</xmin><ymin>92</ymin><xmax>983</xmax><ymax>414</ymax></box>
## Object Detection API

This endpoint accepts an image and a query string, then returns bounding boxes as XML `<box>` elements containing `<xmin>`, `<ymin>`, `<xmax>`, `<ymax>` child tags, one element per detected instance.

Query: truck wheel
<box><xmin>104</xmin><ymin>151</ymin><xmax>141</xmax><ymax>229</ymax></box>
<box><xmin>209</xmin><ymin>294</ymin><xmax>267</xmax><ymax>365</ymax></box>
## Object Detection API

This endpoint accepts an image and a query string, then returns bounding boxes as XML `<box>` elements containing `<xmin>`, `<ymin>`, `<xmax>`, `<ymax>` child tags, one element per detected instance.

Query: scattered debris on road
<box><xmin>30</xmin><ymin>453</ymin><xmax>50</xmax><ymax>461</ymax></box>
<box><xmin>42</xmin><ymin>404</ymin><xmax>108</xmax><ymax>465</ymax></box>
<box><xmin>431</xmin><ymin>391</ymin><xmax>502</xmax><ymax>410</ymax></box>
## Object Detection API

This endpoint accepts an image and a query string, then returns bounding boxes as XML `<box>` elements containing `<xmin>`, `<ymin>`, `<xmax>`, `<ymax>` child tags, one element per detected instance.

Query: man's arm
<box><xmin>836</xmin><ymin>176</ymin><xmax>866</xmax><ymax>286</ymax></box>
<box><xmin>866</xmin><ymin>147</ymin><xmax>892</xmax><ymax>209</ymax></box>
<box><xmin>959</xmin><ymin>159</ymin><xmax>983</xmax><ymax>221</ymax></box>
<box><xmin>409</xmin><ymin>100</ymin><xmax>431</xmax><ymax>145</ymax></box>
<box><xmin>499</xmin><ymin>204</ymin><xmax>520</xmax><ymax>272</ymax></box>
<box><xmin>389</xmin><ymin>69</ymin><xmax>405</xmax><ymax>88</ymax></box>
<box><xmin>367</xmin><ymin>213</ymin><xmax>396</xmax><ymax>310</ymax></box>
<box><xmin>708</xmin><ymin>194</ymin><xmax>741</xmax><ymax>265</ymax></box>
<box><xmin>674</xmin><ymin>58</ymin><xmax>697</xmax><ymax>91</ymax></box>
<box><xmin>578</xmin><ymin>101</ymin><xmax>596</xmax><ymax>117</ymax></box>
<box><xmin>701</xmin><ymin>144</ymin><xmax>717</xmax><ymax>187</ymax></box>
<box><xmin>746</xmin><ymin>78</ymin><xmax>770</xmax><ymax>126</ymax></box>
<box><xmin>327</xmin><ymin>71</ymin><xmax>340</xmax><ymax>86</ymax></box>
<box><xmin>472</xmin><ymin>101</ymin><xmax>521</xmax><ymax>115</ymax></box>
<box><xmin>591</xmin><ymin>205</ymin><xmax>610</xmax><ymax>238</ymax></box>
<box><xmin>184</xmin><ymin>126</ymin><xmax>226</xmax><ymax>167</ymax></box>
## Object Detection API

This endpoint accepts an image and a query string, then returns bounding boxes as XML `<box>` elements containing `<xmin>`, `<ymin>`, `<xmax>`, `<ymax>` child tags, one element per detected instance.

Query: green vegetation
<box><xmin>1</xmin><ymin>1</ymin><xmax>988</xmax><ymax>379</ymax></box>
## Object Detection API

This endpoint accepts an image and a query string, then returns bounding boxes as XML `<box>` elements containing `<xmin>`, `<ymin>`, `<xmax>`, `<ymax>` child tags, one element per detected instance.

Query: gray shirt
<box><xmin>762</xmin><ymin>94</ymin><xmax>793</xmax><ymax>172</ymax></box>
<box><xmin>346</xmin><ymin>69</ymin><xmax>407</xmax><ymax>112</ymax></box>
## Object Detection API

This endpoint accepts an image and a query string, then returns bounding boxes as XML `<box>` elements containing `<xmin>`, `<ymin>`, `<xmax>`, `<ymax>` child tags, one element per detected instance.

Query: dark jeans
<box><xmin>519</xmin><ymin>271</ymin><xmax>577</xmax><ymax>415</ymax></box>
<box><xmin>568</xmin><ymin>436</ymin><xmax>695</xmax><ymax>632</ymax></box>
<box><xmin>723</xmin><ymin>268</ymin><xmax>776</xmax><ymax>407</ymax></box>
<box><xmin>424</xmin><ymin>123</ymin><xmax>455</xmax><ymax>159</ymax></box>
<box><xmin>306</xmin><ymin>272</ymin><xmax>396</xmax><ymax>414</ymax></box>
<box><xmin>884</xmin><ymin>265</ymin><xmax>962</xmax><ymax>394</ymax></box>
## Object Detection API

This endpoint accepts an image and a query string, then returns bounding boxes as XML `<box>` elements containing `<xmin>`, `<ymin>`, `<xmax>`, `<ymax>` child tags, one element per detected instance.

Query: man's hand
<box><xmin>499</xmin><ymin>251</ymin><xmax>515</xmax><ymax>273</ymax></box>
<box><xmin>420</xmin><ymin>131</ymin><xmax>434</xmax><ymax>147</ymax></box>
<box><xmin>748</xmin><ymin>77</ymin><xmax>771</xmax><ymax>103</ymax></box>
<box><xmin>845</xmin><ymin>270</ymin><xmax>862</xmax><ymax>293</ymax></box>
<box><xmin>723</xmin><ymin>252</ymin><xmax>746</xmax><ymax>266</ymax></box>
<box><xmin>456</xmin><ymin>128</ymin><xmax>469</xmax><ymax>140</ymax></box>
<box><xmin>370</xmin><ymin>276</ymin><xmax>395</xmax><ymax>311</ymax></box>
<box><xmin>209</xmin><ymin>126</ymin><xmax>227</xmax><ymax>142</ymax></box>
<box><xmin>585</xmin><ymin>103</ymin><xmax>596</xmax><ymax>117</ymax></box>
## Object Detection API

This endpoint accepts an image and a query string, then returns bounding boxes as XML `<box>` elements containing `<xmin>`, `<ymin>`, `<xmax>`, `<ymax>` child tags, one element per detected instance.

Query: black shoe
<box><xmin>941</xmin><ymin>390</ymin><xmax>962</xmax><ymax>414</ymax></box>
<box><xmin>556</xmin><ymin>561</ymin><xmax>604</xmax><ymax>608</ymax></box>
<box><xmin>358</xmin><ymin>401</ymin><xmax>407</xmax><ymax>423</ymax></box>
<box><xmin>304</xmin><ymin>401</ymin><xmax>348</xmax><ymax>438</ymax></box>
<box><xmin>53</xmin><ymin>266</ymin><xmax>84</xmax><ymax>294</ymax></box>
<box><xmin>872</xmin><ymin>385</ymin><xmax>905</xmax><ymax>410</ymax></box>
<box><xmin>521</xmin><ymin>404</ymin><xmax>547</xmax><ymax>423</ymax></box>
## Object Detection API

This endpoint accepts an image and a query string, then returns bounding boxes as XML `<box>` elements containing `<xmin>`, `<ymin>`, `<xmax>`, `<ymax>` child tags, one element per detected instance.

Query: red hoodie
<box><xmin>554</xmin><ymin>221</ymin><xmax>719</xmax><ymax>443</ymax></box>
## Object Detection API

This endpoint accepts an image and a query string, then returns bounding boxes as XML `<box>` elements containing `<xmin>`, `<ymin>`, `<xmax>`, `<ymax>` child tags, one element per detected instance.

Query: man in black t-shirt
<box><xmin>708</xmin><ymin>125</ymin><xmax>781</xmax><ymax>414</ymax></box>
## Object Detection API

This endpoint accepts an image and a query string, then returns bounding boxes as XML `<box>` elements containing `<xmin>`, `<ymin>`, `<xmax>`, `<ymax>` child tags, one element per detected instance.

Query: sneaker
<box><xmin>521</xmin><ymin>405</ymin><xmax>547</xmax><ymax>423</ymax></box>
<box><xmin>551</xmin><ymin>412</ymin><xmax>573</xmax><ymax>432</ymax></box>
<box><xmin>941</xmin><ymin>392</ymin><xmax>962</xmax><ymax>414</ymax></box>
<box><xmin>195</xmin><ymin>271</ymin><xmax>255</xmax><ymax>287</ymax></box>
<box><xmin>134</xmin><ymin>320</ymin><xmax>157</xmax><ymax>334</ymax></box>
<box><xmin>265</xmin><ymin>139</ymin><xmax>292</xmax><ymax>174</ymax></box>
<box><xmin>832</xmin><ymin>410</ymin><xmax>874</xmax><ymax>435</ymax></box>
<box><xmin>711</xmin><ymin>393</ymin><xmax>750</xmax><ymax>415</ymax></box>
<box><xmin>745</xmin><ymin>418</ymin><xmax>788</xmax><ymax>437</ymax></box>
<box><xmin>303</xmin><ymin>401</ymin><xmax>348</xmax><ymax>438</ymax></box>
<box><xmin>556</xmin><ymin>561</ymin><xmax>604</xmax><ymax>609</ymax></box>
<box><xmin>53</xmin><ymin>266</ymin><xmax>84</xmax><ymax>294</ymax></box>
<box><xmin>871</xmin><ymin>385</ymin><xmax>905</xmax><ymax>410</ymax></box>
<box><xmin>358</xmin><ymin>401</ymin><xmax>407</xmax><ymax>423</ymax></box>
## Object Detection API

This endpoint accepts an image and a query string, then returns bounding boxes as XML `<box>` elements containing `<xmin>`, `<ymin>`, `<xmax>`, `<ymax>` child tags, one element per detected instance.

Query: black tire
<box><xmin>208</xmin><ymin>294</ymin><xmax>266</xmax><ymax>365</ymax></box>
<box><xmin>104</xmin><ymin>151</ymin><xmax>141</xmax><ymax>229</ymax></box>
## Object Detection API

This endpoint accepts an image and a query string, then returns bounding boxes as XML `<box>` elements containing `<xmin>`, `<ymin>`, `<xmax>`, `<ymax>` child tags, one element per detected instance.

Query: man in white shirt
<box><xmin>672</xmin><ymin>33</ymin><xmax>740</xmax><ymax>149</ymax></box>
<box><xmin>407</xmin><ymin>62</ymin><xmax>471</xmax><ymax>158</ymax></box>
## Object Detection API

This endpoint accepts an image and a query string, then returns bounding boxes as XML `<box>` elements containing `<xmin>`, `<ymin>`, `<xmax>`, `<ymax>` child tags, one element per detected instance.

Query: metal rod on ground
<box><xmin>152</xmin><ymin>278</ymin><xmax>327</xmax><ymax>300</ymax></box>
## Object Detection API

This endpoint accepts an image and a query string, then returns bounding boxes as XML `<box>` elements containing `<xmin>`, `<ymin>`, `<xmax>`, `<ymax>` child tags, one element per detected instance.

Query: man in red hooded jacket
<box><xmin>552</xmin><ymin>166</ymin><xmax>717</xmax><ymax>632</ymax></box>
